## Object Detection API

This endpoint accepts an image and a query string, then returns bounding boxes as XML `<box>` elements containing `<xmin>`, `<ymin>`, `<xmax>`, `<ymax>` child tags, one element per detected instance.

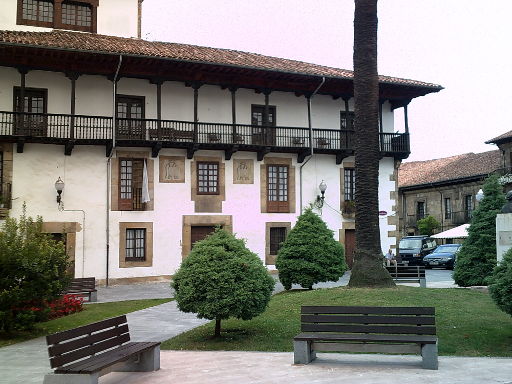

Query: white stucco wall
<box><xmin>1</xmin><ymin>66</ymin><xmax>401</xmax><ymax>280</ymax></box>
<box><xmin>0</xmin><ymin>0</ymin><xmax>138</xmax><ymax>37</ymax></box>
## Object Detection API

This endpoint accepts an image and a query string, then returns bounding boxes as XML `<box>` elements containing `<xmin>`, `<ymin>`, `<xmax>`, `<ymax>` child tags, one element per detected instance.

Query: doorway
<box><xmin>190</xmin><ymin>225</ymin><xmax>217</xmax><ymax>248</ymax></box>
<box><xmin>344</xmin><ymin>229</ymin><xmax>355</xmax><ymax>269</ymax></box>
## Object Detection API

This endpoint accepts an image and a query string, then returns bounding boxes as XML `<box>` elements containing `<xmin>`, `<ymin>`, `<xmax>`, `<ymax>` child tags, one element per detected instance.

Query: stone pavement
<box><xmin>0</xmin><ymin>270</ymin><xmax>463</xmax><ymax>383</ymax></box>
<box><xmin>102</xmin><ymin>351</ymin><xmax>512</xmax><ymax>384</ymax></box>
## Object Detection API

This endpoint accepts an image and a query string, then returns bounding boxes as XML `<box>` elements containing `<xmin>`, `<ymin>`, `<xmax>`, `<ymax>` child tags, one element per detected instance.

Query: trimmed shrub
<box><xmin>172</xmin><ymin>228</ymin><xmax>275</xmax><ymax>337</ymax></box>
<box><xmin>417</xmin><ymin>215</ymin><xmax>440</xmax><ymax>236</ymax></box>
<box><xmin>276</xmin><ymin>207</ymin><xmax>347</xmax><ymax>290</ymax></box>
<box><xmin>453</xmin><ymin>174</ymin><xmax>506</xmax><ymax>286</ymax></box>
<box><xmin>488</xmin><ymin>248</ymin><xmax>512</xmax><ymax>316</ymax></box>
<box><xmin>0</xmin><ymin>208</ymin><xmax>69</xmax><ymax>332</ymax></box>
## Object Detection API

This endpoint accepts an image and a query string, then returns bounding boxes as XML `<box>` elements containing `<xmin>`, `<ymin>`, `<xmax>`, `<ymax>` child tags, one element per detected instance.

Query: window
<box><xmin>125</xmin><ymin>228</ymin><xmax>146</xmax><ymax>261</ymax></box>
<box><xmin>251</xmin><ymin>105</ymin><xmax>276</xmax><ymax>127</ymax></box>
<box><xmin>465</xmin><ymin>195</ymin><xmax>473</xmax><ymax>221</ymax></box>
<box><xmin>444</xmin><ymin>197</ymin><xmax>452</xmax><ymax>220</ymax></box>
<box><xmin>17</xmin><ymin>0</ymin><xmax>97</xmax><ymax>32</ymax></box>
<box><xmin>267</xmin><ymin>165</ymin><xmax>289</xmax><ymax>212</ymax></box>
<box><xmin>269</xmin><ymin>227</ymin><xmax>287</xmax><ymax>255</ymax></box>
<box><xmin>61</xmin><ymin>1</ymin><xmax>92</xmax><ymax>28</ymax></box>
<box><xmin>340</xmin><ymin>111</ymin><xmax>355</xmax><ymax>130</ymax></box>
<box><xmin>197</xmin><ymin>162</ymin><xmax>219</xmax><ymax>195</ymax></box>
<box><xmin>344</xmin><ymin>168</ymin><xmax>355</xmax><ymax>201</ymax></box>
<box><xmin>416</xmin><ymin>201</ymin><xmax>425</xmax><ymax>220</ymax></box>
<box><xmin>13</xmin><ymin>87</ymin><xmax>48</xmax><ymax>136</ymax></box>
<box><xmin>251</xmin><ymin>105</ymin><xmax>276</xmax><ymax>146</ymax></box>
<box><xmin>116</xmin><ymin>95</ymin><xmax>145</xmax><ymax>139</ymax></box>
<box><xmin>119</xmin><ymin>158</ymin><xmax>145</xmax><ymax>211</ymax></box>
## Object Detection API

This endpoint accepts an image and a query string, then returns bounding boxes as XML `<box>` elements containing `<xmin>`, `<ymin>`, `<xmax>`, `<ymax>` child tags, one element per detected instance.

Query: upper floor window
<box><xmin>344</xmin><ymin>168</ymin><xmax>355</xmax><ymax>201</ymax></box>
<box><xmin>444</xmin><ymin>197</ymin><xmax>452</xmax><ymax>220</ymax></box>
<box><xmin>464</xmin><ymin>195</ymin><xmax>473</xmax><ymax>221</ymax></box>
<box><xmin>197</xmin><ymin>162</ymin><xmax>219</xmax><ymax>195</ymax></box>
<box><xmin>119</xmin><ymin>158</ymin><xmax>145</xmax><ymax>211</ymax></box>
<box><xmin>416</xmin><ymin>201</ymin><xmax>426</xmax><ymax>220</ymax></box>
<box><xmin>267</xmin><ymin>164</ymin><xmax>289</xmax><ymax>213</ymax></box>
<box><xmin>17</xmin><ymin>0</ymin><xmax>97</xmax><ymax>32</ymax></box>
<box><xmin>340</xmin><ymin>111</ymin><xmax>355</xmax><ymax>130</ymax></box>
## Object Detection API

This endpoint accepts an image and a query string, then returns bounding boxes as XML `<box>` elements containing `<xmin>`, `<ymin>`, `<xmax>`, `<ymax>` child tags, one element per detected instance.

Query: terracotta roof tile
<box><xmin>486</xmin><ymin>130</ymin><xmax>512</xmax><ymax>144</ymax></box>
<box><xmin>398</xmin><ymin>150</ymin><xmax>502</xmax><ymax>188</ymax></box>
<box><xmin>0</xmin><ymin>30</ymin><xmax>443</xmax><ymax>90</ymax></box>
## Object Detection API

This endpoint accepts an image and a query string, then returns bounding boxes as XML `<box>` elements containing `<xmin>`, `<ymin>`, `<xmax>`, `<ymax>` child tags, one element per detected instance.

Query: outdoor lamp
<box><xmin>476</xmin><ymin>188</ymin><xmax>484</xmax><ymax>202</ymax></box>
<box><xmin>55</xmin><ymin>177</ymin><xmax>64</xmax><ymax>204</ymax></box>
<box><xmin>315</xmin><ymin>180</ymin><xmax>327</xmax><ymax>209</ymax></box>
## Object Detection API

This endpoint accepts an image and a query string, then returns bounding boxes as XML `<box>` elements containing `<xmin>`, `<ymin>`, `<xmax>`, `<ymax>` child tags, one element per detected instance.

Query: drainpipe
<box><xmin>106</xmin><ymin>55</ymin><xmax>123</xmax><ymax>287</ymax></box>
<box><xmin>299</xmin><ymin>77</ymin><xmax>325</xmax><ymax>212</ymax></box>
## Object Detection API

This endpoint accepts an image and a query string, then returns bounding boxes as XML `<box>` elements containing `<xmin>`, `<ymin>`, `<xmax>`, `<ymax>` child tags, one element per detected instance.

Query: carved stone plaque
<box><xmin>159</xmin><ymin>156</ymin><xmax>185</xmax><ymax>183</ymax></box>
<box><xmin>233</xmin><ymin>159</ymin><xmax>254</xmax><ymax>184</ymax></box>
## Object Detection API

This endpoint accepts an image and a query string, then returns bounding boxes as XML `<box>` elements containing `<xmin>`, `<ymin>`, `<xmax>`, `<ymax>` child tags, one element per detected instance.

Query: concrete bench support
<box><xmin>293</xmin><ymin>340</ymin><xmax>316</xmax><ymax>364</ymax></box>
<box><xmin>421</xmin><ymin>343</ymin><xmax>439</xmax><ymax>370</ymax></box>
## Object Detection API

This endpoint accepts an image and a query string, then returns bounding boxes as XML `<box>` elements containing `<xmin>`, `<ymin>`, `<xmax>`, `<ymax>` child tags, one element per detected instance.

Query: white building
<box><xmin>0</xmin><ymin>0</ymin><xmax>442</xmax><ymax>284</ymax></box>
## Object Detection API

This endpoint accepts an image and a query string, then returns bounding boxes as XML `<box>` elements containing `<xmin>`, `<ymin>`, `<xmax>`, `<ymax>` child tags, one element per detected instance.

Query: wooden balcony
<box><xmin>0</xmin><ymin>111</ymin><xmax>410</xmax><ymax>161</ymax></box>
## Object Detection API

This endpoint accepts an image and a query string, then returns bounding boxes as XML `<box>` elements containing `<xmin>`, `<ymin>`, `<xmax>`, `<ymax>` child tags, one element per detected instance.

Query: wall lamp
<box><xmin>55</xmin><ymin>177</ymin><xmax>64</xmax><ymax>208</ymax></box>
<box><xmin>315</xmin><ymin>180</ymin><xmax>327</xmax><ymax>208</ymax></box>
<box><xmin>476</xmin><ymin>188</ymin><xmax>484</xmax><ymax>202</ymax></box>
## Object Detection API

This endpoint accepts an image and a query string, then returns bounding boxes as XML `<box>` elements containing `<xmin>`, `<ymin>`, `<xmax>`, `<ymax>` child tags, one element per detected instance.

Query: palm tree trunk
<box><xmin>214</xmin><ymin>318</ymin><xmax>221</xmax><ymax>337</ymax></box>
<box><xmin>348</xmin><ymin>0</ymin><xmax>395</xmax><ymax>287</ymax></box>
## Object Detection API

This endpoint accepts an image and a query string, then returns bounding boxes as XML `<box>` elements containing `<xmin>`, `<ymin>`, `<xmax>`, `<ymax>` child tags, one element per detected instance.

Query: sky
<box><xmin>142</xmin><ymin>0</ymin><xmax>512</xmax><ymax>162</ymax></box>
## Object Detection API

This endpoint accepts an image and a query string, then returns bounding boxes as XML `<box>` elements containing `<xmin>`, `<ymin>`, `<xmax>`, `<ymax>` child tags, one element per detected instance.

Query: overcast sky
<box><xmin>142</xmin><ymin>0</ymin><xmax>512</xmax><ymax>162</ymax></box>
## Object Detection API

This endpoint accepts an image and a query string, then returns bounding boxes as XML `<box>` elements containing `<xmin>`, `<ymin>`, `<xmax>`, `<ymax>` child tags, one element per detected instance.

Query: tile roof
<box><xmin>0</xmin><ymin>30</ymin><xmax>443</xmax><ymax>90</ymax></box>
<box><xmin>486</xmin><ymin>130</ymin><xmax>512</xmax><ymax>144</ymax></box>
<box><xmin>398</xmin><ymin>150</ymin><xmax>502</xmax><ymax>188</ymax></box>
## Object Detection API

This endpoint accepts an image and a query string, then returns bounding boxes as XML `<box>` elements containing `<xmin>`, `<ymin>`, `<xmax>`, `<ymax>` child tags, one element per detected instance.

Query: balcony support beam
<box><xmin>225</xmin><ymin>145</ymin><xmax>238</xmax><ymax>161</ymax></box>
<box><xmin>230</xmin><ymin>87</ymin><xmax>237</xmax><ymax>143</ymax></box>
<box><xmin>297</xmin><ymin>150</ymin><xmax>310</xmax><ymax>164</ymax></box>
<box><xmin>66</xmin><ymin>72</ymin><xmax>80</xmax><ymax>153</ymax></box>
<box><xmin>150</xmin><ymin>78</ymin><xmax>164</xmax><ymax>141</ymax></box>
<box><xmin>151</xmin><ymin>141</ymin><xmax>162</xmax><ymax>158</ymax></box>
<box><xmin>404</xmin><ymin>102</ymin><xmax>410</xmax><ymax>133</ymax></box>
<box><xmin>16</xmin><ymin>138</ymin><xmax>25</xmax><ymax>154</ymax></box>
<box><xmin>192</xmin><ymin>83</ymin><xmax>202</xmax><ymax>144</ymax></box>
<box><xmin>257</xmin><ymin>146</ymin><xmax>271</xmax><ymax>162</ymax></box>
<box><xmin>64</xmin><ymin>140</ymin><xmax>75</xmax><ymax>156</ymax></box>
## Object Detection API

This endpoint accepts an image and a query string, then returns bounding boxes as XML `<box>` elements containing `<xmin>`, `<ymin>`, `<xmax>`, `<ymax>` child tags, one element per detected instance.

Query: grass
<box><xmin>162</xmin><ymin>287</ymin><xmax>512</xmax><ymax>357</ymax></box>
<box><xmin>0</xmin><ymin>298</ymin><xmax>171</xmax><ymax>348</ymax></box>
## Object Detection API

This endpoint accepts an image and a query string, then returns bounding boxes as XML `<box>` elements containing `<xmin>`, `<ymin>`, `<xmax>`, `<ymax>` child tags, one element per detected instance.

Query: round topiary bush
<box><xmin>172</xmin><ymin>228</ymin><xmax>275</xmax><ymax>337</ymax></box>
<box><xmin>488</xmin><ymin>247</ymin><xmax>512</xmax><ymax>316</ymax></box>
<box><xmin>276</xmin><ymin>207</ymin><xmax>347</xmax><ymax>290</ymax></box>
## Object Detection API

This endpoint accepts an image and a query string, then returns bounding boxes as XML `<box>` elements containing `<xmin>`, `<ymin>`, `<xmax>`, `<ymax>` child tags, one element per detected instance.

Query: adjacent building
<box><xmin>0</xmin><ymin>0</ymin><xmax>442</xmax><ymax>283</ymax></box>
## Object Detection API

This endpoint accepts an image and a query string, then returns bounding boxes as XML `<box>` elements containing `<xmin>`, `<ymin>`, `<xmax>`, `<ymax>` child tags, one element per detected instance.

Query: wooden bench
<box><xmin>386</xmin><ymin>265</ymin><xmax>426</xmax><ymax>287</ymax></box>
<box><xmin>293</xmin><ymin>306</ymin><xmax>438</xmax><ymax>370</ymax></box>
<box><xmin>44</xmin><ymin>315</ymin><xmax>160</xmax><ymax>384</ymax></box>
<box><xmin>63</xmin><ymin>277</ymin><xmax>97</xmax><ymax>302</ymax></box>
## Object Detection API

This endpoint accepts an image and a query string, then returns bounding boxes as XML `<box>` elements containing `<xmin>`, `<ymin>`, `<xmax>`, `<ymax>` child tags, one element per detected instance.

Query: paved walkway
<box><xmin>0</xmin><ymin>270</ymin><xmax>466</xmax><ymax>383</ymax></box>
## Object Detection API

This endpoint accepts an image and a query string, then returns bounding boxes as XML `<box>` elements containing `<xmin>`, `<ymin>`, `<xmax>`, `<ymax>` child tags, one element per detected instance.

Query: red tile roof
<box><xmin>486</xmin><ymin>130</ymin><xmax>512</xmax><ymax>144</ymax></box>
<box><xmin>0</xmin><ymin>30</ymin><xmax>442</xmax><ymax>90</ymax></box>
<box><xmin>398</xmin><ymin>150</ymin><xmax>502</xmax><ymax>188</ymax></box>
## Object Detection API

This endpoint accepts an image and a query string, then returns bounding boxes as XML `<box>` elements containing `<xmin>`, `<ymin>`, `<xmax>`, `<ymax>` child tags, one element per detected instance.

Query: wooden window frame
<box><xmin>118</xmin><ymin>158</ymin><xmax>145</xmax><ymax>211</ymax></box>
<box><xmin>125</xmin><ymin>228</ymin><xmax>146</xmax><ymax>262</ymax></box>
<box><xmin>119</xmin><ymin>222</ymin><xmax>153</xmax><ymax>268</ymax></box>
<box><xmin>464</xmin><ymin>195</ymin><xmax>473</xmax><ymax>220</ymax></box>
<box><xmin>197</xmin><ymin>161</ymin><xmax>220</xmax><ymax>195</ymax></box>
<box><xmin>17</xmin><ymin>0</ymin><xmax>98</xmax><ymax>32</ymax></box>
<box><xmin>344</xmin><ymin>168</ymin><xmax>355</xmax><ymax>201</ymax></box>
<box><xmin>13</xmin><ymin>87</ymin><xmax>48</xmax><ymax>113</ymax></box>
<box><xmin>267</xmin><ymin>164</ymin><xmax>289</xmax><ymax>213</ymax></box>
<box><xmin>340</xmin><ymin>111</ymin><xmax>355</xmax><ymax>130</ymax></box>
<box><xmin>444</xmin><ymin>197</ymin><xmax>452</xmax><ymax>220</ymax></box>
<box><xmin>269</xmin><ymin>226</ymin><xmax>287</xmax><ymax>256</ymax></box>
<box><xmin>251</xmin><ymin>105</ymin><xmax>277</xmax><ymax>127</ymax></box>
<box><xmin>416</xmin><ymin>201</ymin><xmax>426</xmax><ymax>220</ymax></box>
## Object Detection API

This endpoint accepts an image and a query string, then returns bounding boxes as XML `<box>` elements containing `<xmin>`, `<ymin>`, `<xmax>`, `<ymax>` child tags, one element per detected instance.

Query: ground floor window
<box><xmin>269</xmin><ymin>227</ymin><xmax>287</xmax><ymax>256</ymax></box>
<box><xmin>125</xmin><ymin>228</ymin><xmax>146</xmax><ymax>261</ymax></box>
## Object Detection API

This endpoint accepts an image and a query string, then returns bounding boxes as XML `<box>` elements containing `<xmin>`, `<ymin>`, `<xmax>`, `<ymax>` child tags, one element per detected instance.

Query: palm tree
<box><xmin>348</xmin><ymin>0</ymin><xmax>394</xmax><ymax>287</ymax></box>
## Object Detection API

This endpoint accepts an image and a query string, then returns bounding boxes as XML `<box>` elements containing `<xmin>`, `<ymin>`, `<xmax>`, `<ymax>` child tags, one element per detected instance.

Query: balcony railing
<box><xmin>0</xmin><ymin>111</ymin><xmax>410</xmax><ymax>154</ymax></box>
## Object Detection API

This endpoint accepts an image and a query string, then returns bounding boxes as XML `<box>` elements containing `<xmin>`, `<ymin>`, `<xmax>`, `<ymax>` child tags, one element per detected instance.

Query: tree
<box><xmin>417</xmin><ymin>215</ymin><xmax>441</xmax><ymax>236</ymax></box>
<box><xmin>453</xmin><ymin>174</ymin><xmax>506</xmax><ymax>286</ymax></box>
<box><xmin>172</xmin><ymin>228</ymin><xmax>275</xmax><ymax>337</ymax></box>
<box><xmin>348</xmin><ymin>0</ymin><xmax>395</xmax><ymax>287</ymax></box>
<box><xmin>488</xmin><ymin>247</ymin><xmax>512</xmax><ymax>316</ymax></box>
<box><xmin>276</xmin><ymin>207</ymin><xmax>347</xmax><ymax>290</ymax></box>
<box><xmin>0</xmin><ymin>207</ymin><xmax>69</xmax><ymax>332</ymax></box>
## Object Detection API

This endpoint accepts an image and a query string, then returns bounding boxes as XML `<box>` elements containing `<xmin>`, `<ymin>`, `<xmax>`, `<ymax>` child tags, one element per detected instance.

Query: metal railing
<box><xmin>0</xmin><ymin>111</ymin><xmax>410</xmax><ymax>154</ymax></box>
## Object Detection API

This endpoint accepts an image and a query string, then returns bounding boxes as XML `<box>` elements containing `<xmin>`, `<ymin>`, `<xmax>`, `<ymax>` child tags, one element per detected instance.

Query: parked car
<box><xmin>422</xmin><ymin>244</ymin><xmax>462</xmax><ymax>270</ymax></box>
<box><xmin>398</xmin><ymin>236</ymin><xmax>437</xmax><ymax>266</ymax></box>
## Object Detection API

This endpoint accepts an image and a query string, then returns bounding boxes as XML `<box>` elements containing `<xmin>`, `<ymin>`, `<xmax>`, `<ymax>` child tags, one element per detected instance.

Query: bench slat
<box><xmin>301</xmin><ymin>314</ymin><xmax>435</xmax><ymax>325</ymax></box>
<box><xmin>301</xmin><ymin>323</ymin><xmax>437</xmax><ymax>335</ymax></box>
<box><xmin>56</xmin><ymin>342</ymin><xmax>160</xmax><ymax>374</ymax></box>
<box><xmin>46</xmin><ymin>315</ymin><xmax>127</xmax><ymax>345</ymax></box>
<box><xmin>312</xmin><ymin>342</ymin><xmax>421</xmax><ymax>354</ymax></box>
<box><xmin>294</xmin><ymin>332</ymin><xmax>437</xmax><ymax>344</ymax></box>
<box><xmin>301</xmin><ymin>306</ymin><xmax>435</xmax><ymax>315</ymax></box>
<box><xmin>50</xmin><ymin>333</ymin><xmax>130</xmax><ymax>368</ymax></box>
<box><xmin>48</xmin><ymin>324</ymin><xmax>130</xmax><ymax>357</ymax></box>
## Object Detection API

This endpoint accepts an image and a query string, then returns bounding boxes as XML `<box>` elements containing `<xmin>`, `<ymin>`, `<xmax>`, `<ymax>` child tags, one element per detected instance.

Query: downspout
<box><xmin>299</xmin><ymin>77</ymin><xmax>325</xmax><ymax>212</ymax></box>
<box><xmin>106</xmin><ymin>55</ymin><xmax>123</xmax><ymax>287</ymax></box>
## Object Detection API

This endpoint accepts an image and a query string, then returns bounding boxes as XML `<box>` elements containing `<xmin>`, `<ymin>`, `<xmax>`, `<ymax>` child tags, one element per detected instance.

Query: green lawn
<box><xmin>162</xmin><ymin>287</ymin><xmax>512</xmax><ymax>357</ymax></box>
<box><xmin>0</xmin><ymin>298</ymin><xmax>171</xmax><ymax>348</ymax></box>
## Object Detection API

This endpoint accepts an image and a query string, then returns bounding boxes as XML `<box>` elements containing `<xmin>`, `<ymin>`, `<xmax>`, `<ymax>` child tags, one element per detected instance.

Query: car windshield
<box><xmin>434</xmin><ymin>245</ymin><xmax>460</xmax><ymax>253</ymax></box>
<box><xmin>399</xmin><ymin>239</ymin><xmax>422</xmax><ymax>249</ymax></box>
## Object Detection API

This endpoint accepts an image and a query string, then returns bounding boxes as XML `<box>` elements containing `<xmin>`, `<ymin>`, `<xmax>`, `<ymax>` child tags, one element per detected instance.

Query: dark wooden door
<box><xmin>251</xmin><ymin>105</ymin><xmax>276</xmax><ymax>145</ymax></box>
<box><xmin>344</xmin><ymin>229</ymin><xmax>355</xmax><ymax>269</ymax></box>
<box><xmin>116</xmin><ymin>95</ymin><xmax>145</xmax><ymax>139</ymax></box>
<box><xmin>191</xmin><ymin>226</ymin><xmax>217</xmax><ymax>248</ymax></box>
<box><xmin>14</xmin><ymin>88</ymin><xmax>48</xmax><ymax>136</ymax></box>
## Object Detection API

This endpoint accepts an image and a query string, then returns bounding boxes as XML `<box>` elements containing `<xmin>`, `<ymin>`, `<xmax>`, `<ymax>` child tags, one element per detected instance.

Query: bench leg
<box><xmin>116</xmin><ymin>346</ymin><xmax>160</xmax><ymax>372</ymax></box>
<box><xmin>420</xmin><ymin>278</ymin><xmax>426</xmax><ymax>288</ymax></box>
<box><xmin>293</xmin><ymin>340</ymin><xmax>316</xmax><ymax>364</ymax></box>
<box><xmin>89</xmin><ymin>291</ymin><xmax>98</xmax><ymax>302</ymax></box>
<box><xmin>421</xmin><ymin>343</ymin><xmax>438</xmax><ymax>370</ymax></box>
<box><xmin>43</xmin><ymin>372</ymin><xmax>99</xmax><ymax>384</ymax></box>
